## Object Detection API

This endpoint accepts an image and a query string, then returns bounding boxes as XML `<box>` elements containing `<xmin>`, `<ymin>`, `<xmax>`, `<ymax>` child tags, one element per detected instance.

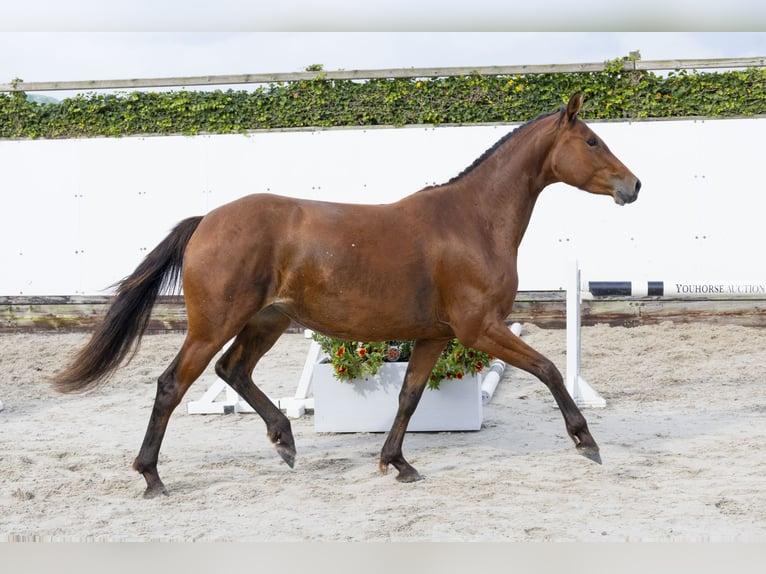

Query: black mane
<box><xmin>442</xmin><ymin>109</ymin><xmax>560</xmax><ymax>186</ymax></box>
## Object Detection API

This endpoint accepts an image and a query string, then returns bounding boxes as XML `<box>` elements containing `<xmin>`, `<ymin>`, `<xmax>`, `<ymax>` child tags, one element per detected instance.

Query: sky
<box><xmin>0</xmin><ymin>2</ymin><xmax>764</xmax><ymax>95</ymax></box>
<box><xmin>2</xmin><ymin>1</ymin><xmax>766</xmax><ymax>32</ymax></box>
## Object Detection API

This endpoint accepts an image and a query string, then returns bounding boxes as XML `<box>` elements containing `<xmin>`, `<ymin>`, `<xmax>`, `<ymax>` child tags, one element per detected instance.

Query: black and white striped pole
<box><xmin>586</xmin><ymin>280</ymin><xmax>766</xmax><ymax>297</ymax></box>
<box><xmin>568</xmin><ymin>260</ymin><xmax>766</xmax><ymax>410</ymax></box>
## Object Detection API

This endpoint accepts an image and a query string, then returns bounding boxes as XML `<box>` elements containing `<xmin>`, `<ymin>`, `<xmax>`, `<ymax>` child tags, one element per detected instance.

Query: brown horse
<box><xmin>54</xmin><ymin>93</ymin><xmax>640</xmax><ymax>498</ymax></box>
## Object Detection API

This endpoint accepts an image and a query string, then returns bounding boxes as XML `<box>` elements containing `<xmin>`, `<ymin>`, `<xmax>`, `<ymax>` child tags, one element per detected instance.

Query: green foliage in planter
<box><xmin>2</xmin><ymin>58</ymin><xmax>764</xmax><ymax>139</ymax></box>
<box><xmin>312</xmin><ymin>333</ymin><xmax>491</xmax><ymax>390</ymax></box>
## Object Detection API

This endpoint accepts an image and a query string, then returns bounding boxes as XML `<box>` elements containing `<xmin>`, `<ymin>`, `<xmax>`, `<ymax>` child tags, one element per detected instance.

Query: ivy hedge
<box><xmin>1</xmin><ymin>59</ymin><xmax>764</xmax><ymax>139</ymax></box>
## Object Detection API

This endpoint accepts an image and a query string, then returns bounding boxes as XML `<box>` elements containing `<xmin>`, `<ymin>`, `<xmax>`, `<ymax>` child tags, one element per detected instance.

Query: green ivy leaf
<box><xmin>1</xmin><ymin>62</ymin><xmax>763</xmax><ymax>139</ymax></box>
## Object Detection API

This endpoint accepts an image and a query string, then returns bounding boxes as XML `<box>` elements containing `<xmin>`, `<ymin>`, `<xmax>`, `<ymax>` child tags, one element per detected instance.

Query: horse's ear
<box><xmin>565</xmin><ymin>93</ymin><xmax>583</xmax><ymax>122</ymax></box>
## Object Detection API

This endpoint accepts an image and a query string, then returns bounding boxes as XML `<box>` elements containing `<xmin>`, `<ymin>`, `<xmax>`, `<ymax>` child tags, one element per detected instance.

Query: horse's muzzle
<box><xmin>614</xmin><ymin>178</ymin><xmax>641</xmax><ymax>205</ymax></box>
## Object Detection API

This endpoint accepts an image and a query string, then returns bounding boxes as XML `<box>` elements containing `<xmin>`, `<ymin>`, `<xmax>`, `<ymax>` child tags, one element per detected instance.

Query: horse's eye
<box><xmin>586</xmin><ymin>138</ymin><xmax>598</xmax><ymax>147</ymax></box>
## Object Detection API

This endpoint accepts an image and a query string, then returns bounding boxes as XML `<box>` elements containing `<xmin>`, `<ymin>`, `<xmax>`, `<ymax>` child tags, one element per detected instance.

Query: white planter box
<box><xmin>312</xmin><ymin>362</ymin><xmax>483</xmax><ymax>433</ymax></box>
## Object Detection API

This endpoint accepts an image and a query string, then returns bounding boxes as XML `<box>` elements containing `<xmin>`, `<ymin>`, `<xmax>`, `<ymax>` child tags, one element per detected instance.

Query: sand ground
<box><xmin>1</xmin><ymin>322</ymin><xmax>765</xmax><ymax>542</ymax></box>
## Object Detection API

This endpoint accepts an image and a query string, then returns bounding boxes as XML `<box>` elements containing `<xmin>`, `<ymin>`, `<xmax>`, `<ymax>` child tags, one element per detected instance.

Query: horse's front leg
<box><xmin>467</xmin><ymin>320</ymin><xmax>601</xmax><ymax>464</ymax></box>
<box><xmin>379</xmin><ymin>338</ymin><xmax>448</xmax><ymax>482</ymax></box>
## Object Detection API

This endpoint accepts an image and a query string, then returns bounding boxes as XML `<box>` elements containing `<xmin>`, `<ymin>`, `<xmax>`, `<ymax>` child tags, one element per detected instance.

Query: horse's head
<box><xmin>548</xmin><ymin>93</ymin><xmax>641</xmax><ymax>205</ymax></box>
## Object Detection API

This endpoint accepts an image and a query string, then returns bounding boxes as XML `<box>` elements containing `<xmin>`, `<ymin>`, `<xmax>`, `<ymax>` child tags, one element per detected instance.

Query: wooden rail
<box><xmin>2</xmin><ymin>57</ymin><xmax>763</xmax><ymax>93</ymax></box>
<box><xmin>3</xmin><ymin>293</ymin><xmax>765</xmax><ymax>332</ymax></box>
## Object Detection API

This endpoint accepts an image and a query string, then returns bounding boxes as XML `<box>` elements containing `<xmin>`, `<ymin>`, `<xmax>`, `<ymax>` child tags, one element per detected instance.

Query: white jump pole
<box><xmin>480</xmin><ymin>322</ymin><xmax>522</xmax><ymax>404</ymax></box>
<box><xmin>566</xmin><ymin>259</ymin><xmax>607</xmax><ymax>408</ymax></box>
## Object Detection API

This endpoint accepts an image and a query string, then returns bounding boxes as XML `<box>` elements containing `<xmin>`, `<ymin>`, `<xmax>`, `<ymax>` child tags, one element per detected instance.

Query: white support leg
<box><xmin>186</xmin><ymin>333</ymin><xmax>317</xmax><ymax>418</ymax></box>
<box><xmin>566</xmin><ymin>260</ymin><xmax>606</xmax><ymax>408</ymax></box>
<box><xmin>277</xmin><ymin>336</ymin><xmax>320</xmax><ymax>418</ymax></box>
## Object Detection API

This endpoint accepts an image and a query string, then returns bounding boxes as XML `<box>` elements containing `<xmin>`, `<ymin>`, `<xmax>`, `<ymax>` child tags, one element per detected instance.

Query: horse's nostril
<box><xmin>635</xmin><ymin>179</ymin><xmax>642</xmax><ymax>193</ymax></box>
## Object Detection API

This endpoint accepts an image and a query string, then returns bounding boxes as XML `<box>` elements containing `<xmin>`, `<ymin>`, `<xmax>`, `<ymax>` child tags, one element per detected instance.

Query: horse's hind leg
<box><xmin>214</xmin><ymin>307</ymin><xmax>296</xmax><ymax>468</ymax></box>
<box><xmin>133</xmin><ymin>336</ymin><xmax>225</xmax><ymax>498</ymax></box>
<box><xmin>379</xmin><ymin>338</ymin><xmax>447</xmax><ymax>482</ymax></box>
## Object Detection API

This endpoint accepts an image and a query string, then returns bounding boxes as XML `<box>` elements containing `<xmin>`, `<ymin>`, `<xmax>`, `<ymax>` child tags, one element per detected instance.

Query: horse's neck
<box><xmin>455</xmin><ymin>119</ymin><xmax>556</xmax><ymax>249</ymax></box>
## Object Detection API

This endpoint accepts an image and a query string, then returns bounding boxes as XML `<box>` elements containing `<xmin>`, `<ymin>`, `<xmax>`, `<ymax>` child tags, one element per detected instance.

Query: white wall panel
<box><xmin>0</xmin><ymin>118</ymin><xmax>762</xmax><ymax>295</ymax></box>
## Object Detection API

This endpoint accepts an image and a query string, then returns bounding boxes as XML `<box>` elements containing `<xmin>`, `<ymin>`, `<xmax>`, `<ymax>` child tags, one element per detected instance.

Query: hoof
<box><xmin>395</xmin><ymin>468</ymin><xmax>423</xmax><ymax>483</ymax></box>
<box><xmin>379</xmin><ymin>460</ymin><xmax>422</xmax><ymax>482</ymax></box>
<box><xmin>577</xmin><ymin>445</ymin><xmax>602</xmax><ymax>465</ymax></box>
<box><xmin>143</xmin><ymin>483</ymin><xmax>169</xmax><ymax>499</ymax></box>
<box><xmin>276</xmin><ymin>443</ymin><xmax>296</xmax><ymax>469</ymax></box>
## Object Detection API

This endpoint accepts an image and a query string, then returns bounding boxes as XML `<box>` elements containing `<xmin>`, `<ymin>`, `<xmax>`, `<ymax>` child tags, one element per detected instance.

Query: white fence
<box><xmin>1</xmin><ymin>117</ymin><xmax>763</xmax><ymax>296</ymax></box>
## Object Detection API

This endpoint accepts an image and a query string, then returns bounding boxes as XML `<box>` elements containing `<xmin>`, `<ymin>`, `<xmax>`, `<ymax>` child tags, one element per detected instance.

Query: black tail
<box><xmin>53</xmin><ymin>216</ymin><xmax>203</xmax><ymax>393</ymax></box>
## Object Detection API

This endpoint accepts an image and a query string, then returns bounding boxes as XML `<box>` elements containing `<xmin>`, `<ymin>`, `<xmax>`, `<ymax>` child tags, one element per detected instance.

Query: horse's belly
<box><xmin>272</xmin><ymin>292</ymin><xmax>449</xmax><ymax>342</ymax></box>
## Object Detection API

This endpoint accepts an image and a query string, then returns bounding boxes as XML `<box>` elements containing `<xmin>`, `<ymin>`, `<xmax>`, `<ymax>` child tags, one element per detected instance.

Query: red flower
<box><xmin>335</xmin><ymin>345</ymin><xmax>346</xmax><ymax>358</ymax></box>
<box><xmin>357</xmin><ymin>347</ymin><xmax>367</xmax><ymax>357</ymax></box>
